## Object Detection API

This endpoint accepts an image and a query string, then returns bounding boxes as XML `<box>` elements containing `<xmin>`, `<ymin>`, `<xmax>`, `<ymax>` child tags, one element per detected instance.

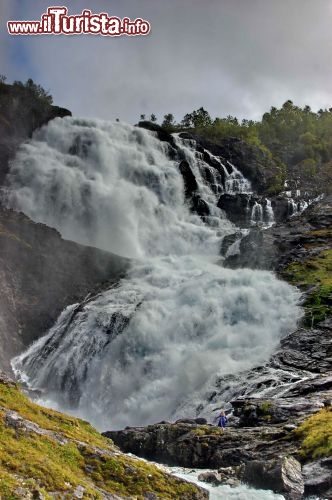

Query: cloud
<box><xmin>0</xmin><ymin>0</ymin><xmax>14</xmax><ymax>77</ymax></box>
<box><xmin>2</xmin><ymin>0</ymin><xmax>332</xmax><ymax>122</ymax></box>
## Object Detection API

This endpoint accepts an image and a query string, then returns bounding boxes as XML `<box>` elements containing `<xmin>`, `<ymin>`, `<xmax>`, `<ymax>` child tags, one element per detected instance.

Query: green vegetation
<box><xmin>12</xmin><ymin>78</ymin><xmax>53</xmax><ymax>106</ymax></box>
<box><xmin>162</xmin><ymin>113</ymin><xmax>176</xmax><ymax>130</ymax></box>
<box><xmin>189</xmin><ymin>425</ymin><xmax>224</xmax><ymax>437</ymax></box>
<box><xmin>258</xmin><ymin>401</ymin><xmax>272</xmax><ymax>415</ymax></box>
<box><xmin>141</xmin><ymin>100</ymin><xmax>332</xmax><ymax>194</ymax></box>
<box><xmin>283</xmin><ymin>248</ymin><xmax>332</xmax><ymax>326</ymax></box>
<box><xmin>0</xmin><ymin>380</ymin><xmax>202</xmax><ymax>499</ymax></box>
<box><xmin>0</xmin><ymin>77</ymin><xmax>54</xmax><ymax>140</ymax></box>
<box><xmin>296</xmin><ymin>408</ymin><xmax>332</xmax><ymax>459</ymax></box>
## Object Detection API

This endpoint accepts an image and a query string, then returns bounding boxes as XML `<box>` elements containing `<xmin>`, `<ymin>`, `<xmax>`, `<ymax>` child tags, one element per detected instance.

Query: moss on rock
<box><xmin>0</xmin><ymin>378</ymin><xmax>207</xmax><ymax>499</ymax></box>
<box><xmin>296</xmin><ymin>408</ymin><xmax>332</xmax><ymax>459</ymax></box>
<box><xmin>282</xmin><ymin>248</ymin><xmax>332</xmax><ymax>326</ymax></box>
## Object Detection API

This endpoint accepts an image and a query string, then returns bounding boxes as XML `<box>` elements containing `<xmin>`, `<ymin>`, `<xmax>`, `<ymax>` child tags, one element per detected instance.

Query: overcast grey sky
<box><xmin>2</xmin><ymin>0</ymin><xmax>332</xmax><ymax>123</ymax></box>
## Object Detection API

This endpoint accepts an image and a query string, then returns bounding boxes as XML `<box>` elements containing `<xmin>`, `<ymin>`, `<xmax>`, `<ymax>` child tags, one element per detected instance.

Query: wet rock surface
<box><xmin>302</xmin><ymin>459</ymin><xmax>332</xmax><ymax>497</ymax></box>
<box><xmin>243</xmin><ymin>456</ymin><xmax>304</xmax><ymax>499</ymax></box>
<box><xmin>177</xmin><ymin>133</ymin><xmax>282</xmax><ymax>194</ymax></box>
<box><xmin>105</xmin><ymin>195</ymin><xmax>332</xmax><ymax>499</ymax></box>
<box><xmin>0</xmin><ymin>208</ymin><xmax>129</xmax><ymax>371</ymax></box>
<box><xmin>224</xmin><ymin>194</ymin><xmax>332</xmax><ymax>271</ymax></box>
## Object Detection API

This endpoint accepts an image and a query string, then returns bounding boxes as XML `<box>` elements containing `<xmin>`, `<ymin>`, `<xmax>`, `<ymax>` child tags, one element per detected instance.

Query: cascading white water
<box><xmin>250</xmin><ymin>198</ymin><xmax>275</xmax><ymax>227</ymax></box>
<box><xmin>8</xmin><ymin>117</ymin><xmax>301</xmax><ymax>430</ymax></box>
<box><xmin>250</xmin><ymin>201</ymin><xmax>263</xmax><ymax>225</ymax></box>
<box><xmin>264</xmin><ymin>199</ymin><xmax>275</xmax><ymax>226</ymax></box>
<box><xmin>174</xmin><ymin>468</ymin><xmax>286</xmax><ymax>500</ymax></box>
<box><xmin>224</xmin><ymin>162</ymin><xmax>252</xmax><ymax>194</ymax></box>
<box><xmin>7</xmin><ymin>118</ymin><xmax>227</xmax><ymax>259</ymax></box>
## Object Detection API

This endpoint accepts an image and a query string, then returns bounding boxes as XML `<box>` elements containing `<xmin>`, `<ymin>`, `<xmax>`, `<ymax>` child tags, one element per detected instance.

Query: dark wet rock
<box><xmin>201</xmin><ymin>151</ymin><xmax>226</xmax><ymax>188</ymax></box>
<box><xmin>137</xmin><ymin>121</ymin><xmax>177</xmax><ymax>150</ymax></box>
<box><xmin>224</xmin><ymin>195</ymin><xmax>332</xmax><ymax>271</ymax></box>
<box><xmin>103</xmin><ymin>422</ymin><xmax>299</xmax><ymax>469</ymax></box>
<box><xmin>271</xmin><ymin>327</ymin><xmax>332</xmax><ymax>374</ymax></box>
<box><xmin>197</xmin><ymin>468</ymin><xmax>242</xmax><ymax>488</ymax></box>
<box><xmin>302</xmin><ymin>460</ymin><xmax>332</xmax><ymax>496</ymax></box>
<box><xmin>175</xmin><ymin>418</ymin><xmax>207</xmax><ymax>425</ymax></box>
<box><xmin>217</xmin><ymin>193</ymin><xmax>292</xmax><ymax>228</ymax></box>
<box><xmin>271</xmin><ymin>196</ymin><xmax>292</xmax><ymax>222</ymax></box>
<box><xmin>178</xmin><ymin>160</ymin><xmax>198</xmax><ymax>197</ymax></box>
<box><xmin>322</xmin><ymin>456</ymin><xmax>332</xmax><ymax>469</ymax></box>
<box><xmin>220</xmin><ymin>232</ymin><xmax>242</xmax><ymax>256</ymax></box>
<box><xmin>225</xmin><ymin>228</ymin><xmax>275</xmax><ymax>269</ymax></box>
<box><xmin>232</xmin><ymin>397</ymin><xmax>323</xmax><ymax>427</ymax></box>
<box><xmin>179</xmin><ymin>134</ymin><xmax>282</xmax><ymax>194</ymax></box>
<box><xmin>218</xmin><ymin>193</ymin><xmax>251</xmax><ymax>227</ymax></box>
<box><xmin>192</xmin><ymin>195</ymin><xmax>210</xmax><ymax>217</ymax></box>
<box><xmin>243</xmin><ymin>456</ymin><xmax>304</xmax><ymax>499</ymax></box>
<box><xmin>176</xmin><ymin>161</ymin><xmax>211</xmax><ymax>218</ymax></box>
<box><xmin>194</xmin><ymin>418</ymin><xmax>208</xmax><ymax>425</ymax></box>
<box><xmin>0</xmin><ymin>208</ymin><xmax>128</xmax><ymax>371</ymax></box>
<box><xmin>197</xmin><ymin>471</ymin><xmax>221</xmax><ymax>485</ymax></box>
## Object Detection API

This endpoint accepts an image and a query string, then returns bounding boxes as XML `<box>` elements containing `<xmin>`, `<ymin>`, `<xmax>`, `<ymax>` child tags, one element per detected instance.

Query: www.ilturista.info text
<box><xmin>7</xmin><ymin>7</ymin><xmax>151</xmax><ymax>36</ymax></box>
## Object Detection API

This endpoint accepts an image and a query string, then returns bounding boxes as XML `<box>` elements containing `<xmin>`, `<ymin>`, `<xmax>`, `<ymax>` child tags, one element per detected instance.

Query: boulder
<box><xmin>197</xmin><ymin>467</ymin><xmax>242</xmax><ymax>488</ymax></box>
<box><xmin>178</xmin><ymin>160</ymin><xmax>198</xmax><ymax>197</ymax></box>
<box><xmin>218</xmin><ymin>193</ymin><xmax>252</xmax><ymax>227</ymax></box>
<box><xmin>302</xmin><ymin>460</ymin><xmax>332</xmax><ymax>496</ymax></box>
<box><xmin>271</xmin><ymin>196</ymin><xmax>292</xmax><ymax>222</ymax></box>
<box><xmin>197</xmin><ymin>471</ymin><xmax>221</xmax><ymax>485</ymax></box>
<box><xmin>243</xmin><ymin>456</ymin><xmax>304</xmax><ymax>499</ymax></box>
<box><xmin>137</xmin><ymin>121</ymin><xmax>177</xmax><ymax>149</ymax></box>
<box><xmin>192</xmin><ymin>195</ymin><xmax>210</xmax><ymax>217</ymax></box>
<box><xmin>175</xmin><ymin>418</ymin><xmax>207</xmax><ymax>425</ymax></box>
<box><xmin>103</xmin><ymin>422</ymin><xmax>297</xmax><ymax>469</ymax></box>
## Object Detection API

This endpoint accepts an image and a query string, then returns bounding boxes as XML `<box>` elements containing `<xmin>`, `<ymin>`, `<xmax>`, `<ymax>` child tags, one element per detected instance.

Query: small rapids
<box><xmin>7</xmin><ymin>117</ymin><xmax>301</xmax><ymax>430</ymax></box>
<box><xmin>172</xmin><ymin>468</ymin><xmax>285</xmax><ymax>500</ymax></box>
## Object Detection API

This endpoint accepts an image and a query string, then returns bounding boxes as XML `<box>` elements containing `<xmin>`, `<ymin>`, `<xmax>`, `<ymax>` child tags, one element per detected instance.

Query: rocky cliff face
<box><xmin>0</xmin><ymin>207</ymin><xmax>129</xmax><ymax>372</ymax></box>
<box><xmin>138</xmin><ymin>122</ymin><xmax>284</xmax><ymax>195</ymax></box>
<box><xmin>223</xmin><ymin>194</ymin><xmax>332</xmax><ymax>276</ymax></box>
<box><xmin>179</xmin><ymin>133</ymin><xmax>285</xmax><ymax>195</ymax></box>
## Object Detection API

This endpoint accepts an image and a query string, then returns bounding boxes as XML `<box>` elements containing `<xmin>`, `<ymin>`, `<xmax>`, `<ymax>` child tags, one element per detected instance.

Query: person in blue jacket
<box><xmin>217</xmin><ymin>410</ymin><xmax>228</xmax><ymax>430</ymax></box>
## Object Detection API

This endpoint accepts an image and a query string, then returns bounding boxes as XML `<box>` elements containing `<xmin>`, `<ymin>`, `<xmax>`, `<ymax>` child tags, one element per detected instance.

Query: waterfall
<box><xmin>264</xmin><ymin>199</ymin><xmax>275</xmax><ymax>226</ymax></box>
<box><xmin>288</xmin><ymin>198</ymin><xmax>302</xmax><ymax>217</ymax></box>
<box><xmin>8</xmin><ymin>117</ymin><xmax>301</xmax><ymax>430</ymax></box>
<box><xmin>250</xmin><ymin>201</ymin><xmax>263</xmax><ymax>225</ymax></box>
<box><xmin>224</xmin><ymin>162</ymin><xmax>252</xmax><ymax>194</ymax></box>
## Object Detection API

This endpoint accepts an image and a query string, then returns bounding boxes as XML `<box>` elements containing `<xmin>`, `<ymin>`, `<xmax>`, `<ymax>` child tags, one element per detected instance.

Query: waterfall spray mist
<box><xmin>8</xmin><ymin>117</ymin><xmax>301</xmax><ymax>429</ymax></box>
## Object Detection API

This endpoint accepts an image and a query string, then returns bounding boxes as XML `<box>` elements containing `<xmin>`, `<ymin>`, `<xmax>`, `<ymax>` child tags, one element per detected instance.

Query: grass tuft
<box><xmin>0</xmin><ymin>381</ymin><xmax>205</xmax><ymax>498</ymax></box>
<box><xmin>296</xmin><ymin>408</ymin><xmax>332</xmax><ymax>459</ymax></box>
<box><xmin>282</xmin><ymin>249</ymin><xmax>332</xmax><ymax>325</ymax></box>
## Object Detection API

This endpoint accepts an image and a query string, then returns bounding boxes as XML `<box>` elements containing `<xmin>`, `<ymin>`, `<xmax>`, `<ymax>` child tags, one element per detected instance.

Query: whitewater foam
<box><xmin>8</xmin><ymin>118</ymin><xmax>301</xmax><ymax>429</ymax></box>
